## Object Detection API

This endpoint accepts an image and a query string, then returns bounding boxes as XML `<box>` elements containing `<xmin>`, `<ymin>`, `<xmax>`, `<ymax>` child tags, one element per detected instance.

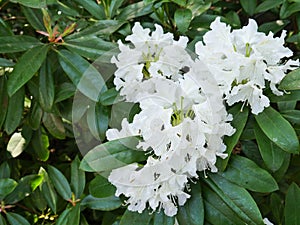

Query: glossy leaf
<box><xmin>219</xmin><ymin>155</ymin><xmax>278</xmax><ymax>192</ymax></box>
<box><xmin>55</xmin><ymin>82</ymin><xmax>76</xmax><ymax>103</ymax></box>
<box><xmin>174</xmin><ymin>8</ymin><xmax>193</xmax><ymax>33</ymax></box>
<box><xmin>0</xmin><ymin>178</ymin><xmax>17</xmax><ymax>200</ymax></box>
<box><xmin>80</xmin><ymin>136</ymin><xmax>147</xmax><ymax>172</ymax></box>
<box><xmin>87</xmin><ymin>103</ymin><xmax>109</xmax><ymax>140</ymax></box>
<box><xmin>285</xmin><ymin>183</ymin><xmax>300</xmax><ymax>225</ymax></box>
<box><xmin>47</xmin><ymin>165</ymin><xmax>72</xmax><ymax>201</ymax></box>
<box><xmin>280</xmin><ymin>2</ymin><xmax>300</xmax><ymax>18</ymax></box>
<box><xmin>89</xmin><ymin>175</ymin><xmax>116</xmax><ymax>198</ymax></box>
<box><xmin>0</xmin><ymin>36</ymin><xmax>42</xmax><ymax>53</ymax></box>
<box><xmin>29</xmin><ymin>101</ymin><xmax>43</xmax><ymax>130</ymax></box>
<box><xmin>6</xmin><ymin>213</ymin><xmax>30</xmax><ymax>225</ymax></box>
<box><xmin>5</xmin><ymin>175</ymin><xmax>43</xmax><ymax>204</ymax></box>
<box><xmin>21</xmin><ymin>6</ymin><xmax>44</xmax><ymax>30</ymax></box>
<box><xmin>31</xmin><ymin>128</ymin><xmax>50</xmax><ymax>161</ymax></box>
<box><xmin>0</xmin><ymin>162</ymin><xmax>10</xmax><ymax>179</ymax></box>
<box><xmin>39</xmin><ymin>167</ymin><xmax>57</xmax><ymax>214</ymax></box>
<box><xmin>7</xmin><ymin>45</ymin><xmax>49</xmax><ymax>96</ymax></box>
<box><xmin>7</xmin><ymin>132</ymin><xmax>26</xmax><ymax>158</ymax></box>
<box><xmin>99</xmin><ymin>88</ymin><xmax>123</xmax><ymax>106</ymax></box>
<box><xmin>0</xmin><ymin>76</ymin><xmax>8</xmax><ymax>129</ymax></box>
<box><xmin>279</xmin><ymin>68</ymin><xmax>300</xmax><ymax>90</ymax></box>
<box><xmin>151</xmin><ymin>211</ymin><xmax>174</xmax><ymax>225</ymax></box>
<box><xmin>42</xmin><ymin>112</ymin><xmax>66</xmax><ymax>139</ymax></box>
<box><xmin>120</xmin><ymin>209</ymin><xmax>153</xmax><ymax>225</ymax></box>
<box><xmin>0</xmin><ymin>214</ymin><xmax>6</xmax><ymax>225</ymax></box>
<box><xmin>177</xmin><ymin>183</ymin><xmax>204</xmax><ymax>225</ymax></box>
<box><xmin>116</xmin><ymin>2</ymin><xmax>153</xmax><ymax>20</ymax></box>
<box><xmin>255</xmin><ymin>0</ymin><xmax>284</xmax><ymax>13</ymax></box>
<box><xmin>70</xmin><ymin>156</ymin><xmax>85</xmax><ymax>199</ymax></box>
<box><xmin>255</xmin><ymin>107</ymin><xmax>299</xmax><ymax>153</ymax></box>
<box><xmin>0</xmin><ymin>58</ymin><xmax>14</xmax><ymax>67</ymax></box>
<box><xmin>270</xmin><ymin>193</ymin><xmax>284</xmax><ymax>225</ymax></box>
<box><xmin>58</xmin><ymin>49</ymin><xmax>107</xmax><ymax>101</ymax></box>
<box><xmin>10</xmin><ymin>0</ymin><xmax>46</xmax><ymax>8</ymax></box>
<box><xmin>56</xmin><ymin>204</ymin><xmax>80</xmax><ymax>225</ymax></box>
<box><xmin>39</xmin><ymin>60</ymin><xmax>54</xmax><ymax>112</ymax></box>
<box><xmin>73</xmin><ymin>0</ymin><xmax>105</xmax><ymax>19</ymax></box>
<box><xmin>281</xmin><ymin>110</ymin><xmax>300</xmax><ymax>124</ymax></box>
<box><xmin>81</xmin><ymin>195</ymin><xmax>122</xmax><ymax>211</ymax></box>
<box><xmin>254</xmin><ymin>122</ymin><xmax>286</xmax><ymax>172</ymax></box>
<box><xmin>4</xmin><ymin>86</ymin><xmax>25</xmax><ymax>135</ymax></box>
<box><xmin>220</xmin><ymin>104</ymin><xmax>249</xmax><ymax>170</ymax></box>
<box><xmin>240</xmin><ymin>0</ymin><xmax>257</xmax><ymax>15</ymax></box>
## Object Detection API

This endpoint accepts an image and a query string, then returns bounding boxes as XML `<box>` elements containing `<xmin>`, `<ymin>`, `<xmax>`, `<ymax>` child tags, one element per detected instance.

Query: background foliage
<box><xmin>0</xmin><ymin>0</ymin><xmax>300</xmax><ymax>224</ymax></box>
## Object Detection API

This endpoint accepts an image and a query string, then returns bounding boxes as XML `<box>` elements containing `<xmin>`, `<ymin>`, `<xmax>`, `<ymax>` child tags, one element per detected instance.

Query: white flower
<box><xmin>196</xmin><ymin>17</ymin><xmax>299</xmax><ymax>114</ymax></box>
<box><xmin>263</xmin><ymin>218</ymin><xmax>274</xmax><ymax>225</ymax></box>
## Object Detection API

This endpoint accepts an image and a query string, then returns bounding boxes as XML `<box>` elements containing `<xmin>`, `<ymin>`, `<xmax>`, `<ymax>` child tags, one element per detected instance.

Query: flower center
<box><xmin>170</xmin><ymin>97</ymin><xmax>195</xmax><ymax>126</ymax></box>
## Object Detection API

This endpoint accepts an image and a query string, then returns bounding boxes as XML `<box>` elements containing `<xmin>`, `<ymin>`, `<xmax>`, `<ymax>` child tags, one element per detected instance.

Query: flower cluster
<box><xmin>196</xmin><ymin>17</ymin><xmax>299</xmax><ymax>114</ymax></box>
<box><xmin>106</xmin><ymin>18</ymin><xmax>297</xmax><ymax>216</ymax></box>
<box><xmin>107</xmin><ymin>22</ymin><xmax>235</xmax><ymax>216</ymax></box>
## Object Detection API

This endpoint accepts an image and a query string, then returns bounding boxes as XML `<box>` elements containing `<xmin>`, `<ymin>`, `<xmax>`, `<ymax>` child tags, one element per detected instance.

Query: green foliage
<box><xmin>0</xmin><ymin>0</ymin><xmax>300</xmax><ymax>224</ymax></box>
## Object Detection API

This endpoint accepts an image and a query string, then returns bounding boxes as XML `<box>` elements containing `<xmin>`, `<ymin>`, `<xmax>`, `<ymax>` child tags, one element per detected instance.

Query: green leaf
<box><xmin>117</xmin><ymin>2</ymin><xmax>153</xmax><ymax>20</ymax></box>
<box><xmin>31</xmin><ymin>128</ymin><xmax>50</xmax><ymax>161</ymax></box>
<box><xmin>280</xmin><ymin>2</ymin><xmax>300</xmax><ymax>18</ymax></box>
<box><xmin>80</xmin><ymin>136</ymin><xmax>147</xmax><ymax>172</ymax></box>
<box><xmin>150</xmin><ymin>211</ymin><xmax>174</xmax><ymax>225</ymax></box>
<box><xmin>285</xmin><ymin>183</ymin><xmax>300</xmax><ymax>225</ymax></box>
<box><xmin>87</xmin><ymin>103</ymin><xmax>109</xmax><ymax>140</ymax></box>
<box><xmin>0</xmin><ymin>178</ymin><xmax>17</xmax><ymax>200</ymax></box>
<box><xmin>177</xmin><ymin>183</ymin><xmax>204</xmax><ymax>225</ymax></box>
<box><xmin>5</xmin><ymin>175</ymin><xmax>43</xmax><ymax>204</ymax></box>
<box><xmin>240</xmin><ymin>0</ymin><xmax>257</xmax><ymax>15</ymax></box>
<box><xmin>219</xmin><ymin>104</ymin><xmax>249</xmax><ymax>170</ymax></box>
<box><xmin>58</xmin><ymin>49</ymin><xmax>107</xmax><ymax>101</ymax></box>
<box><xmin>64</xmin><ymin>37</ymin><xmax>117</xmax><ymax>60</ymax></box>
<box><xmin>42</xmin><ymin>112</ymin><xmax>66</xmax><ymax>139</ymax></box>
<box><xmin>171</xmin><ymin>0</ymin><xmax>186</xmax><ymax>6</ymax></box>
<box><xmin>47</xmin><ymin>165</ymin><xmax>72</xmax><ymax>201</ymax></box>
<box><xmin>205</xmin><ymin>173</ymin><xmax>264</xmax><ymax>225</ymax></box>
<box><xmin>254</xmin><ymin>122</ymin><xmax>286</xmax><ymax>172</ymax></box>
<box><xmin>269</xmin><ymin>90</ymin><xmax>300</xmax><ymax>102</ymax></box>
<box><xmin>0</xmin><ymin>76</ymin><xmax>8</xmax><ymax>129</ymax></box>
<box><xmin>0</xmin><ymin>58</ymin><xmax>14</xmax><ymax>67</ymax></box>
<box><xmin>73</xmin><ymin>0</ymin><xmax>105</xmax><ymax>19</ymax></box>
<box><xmin>21</xmin><ymin>6</ymin><xmax>44</xmax><ymax>30</ymax></box>
<box><xmin>281</xmin><ymin>110</ymin><xmax>300</xmax><ymax>124</ymax></box>
<box><xmin>56</xmin><ymin>204</ymin><xmax>80</xmax><ymax>225</ymax></box>
<box><xmin>99</xmin><ymin>88</ymin><xmax>123</xmax><ymax>106</ymax></box>
<box><xmin>120</xmin><ymin>209</ymin><xmax>153</xmax><ymax>225</ymax></box>
<box><xmin>89</xmin><ymin>175</ymin><xmax>116</xmax><ymax>198</ymax></box>
<box><xmin>0</xmin><ymin>214</ymin><xmax>7</xmax><ymax>225</ymax></box>
<box><xmin>174</xmin><ymin>8</ymin><xmax>193</xmax><ymax>33</ymax></box>
<box><xmin>255</xmin><ymin>107</ymin><xmax>299</xmax><ymax>153</ymax></box>
<box><xmin>0</xmin><ymin>36</ymin><xmax>42</xmax><ymax>53</ymax></box>
<box><xmin>0</xmin><ymin>162</ymin><xmax>10</xmax><ymax>179</ymax></box>
<box><xmin>7</xmin><ymin>132</ymin><xmax>26</xmax><ymax>158</ymax></box>
<box><xmin>55</xmin><ymin>82</ymin><xmax>76</xmax><ymax>103</ymax></box>
<box><xmin>258</xmin><ymin>20</ymin><xmax>289</xmax><ymax>34</ymax></box>
<box><xmin>29</xmin><ymin>101</ymin><xmax>43</xmax><ymax>130</ymax></box>
<box><xmin>4</xmin><ymin>86</ymin><xmax>25</xmax><ymax>135</ymax></box>
<box><xmin>70</xmin><ymin>156</ymin><xmax>86</xmax><ymax>199</ymax></box>
<box><xmin>39</xmin><ymin>60</ymin><xmax>54</xmax><ymax>112</ymax></box>
<box><xmin>7</xmin><ymin>45</ymin><xmax>49</xmax><ymax>96</ymax></box>
<box><xmin>6</xmin><ymin>213</ymin><xmax>30</xmax><ymax>225</ymax></box>
<box><xmin>39</xmin><ymin>167</ymin><xmax>57</xmax><ymax>214</ymax></box>
<box><xmin>219</xmin><ymin>155</ymin><xmax>278</xmax><ymax>192</ymax></box>
<box><xmin>270</xmin><ymin>193</ymin><xmax>284</xmax><ymax>225</ymax></box>
<box><xmin>81</xmin><ymin>195</ymin><xmax>122</xmax><ymax>211</ymax></box>
<box><xmin>10</xmin><ymin>0</ymin><xmax>46</xmax><ymax>8</ymax></box>
<box><xmin>279</xmin><ymin>68</ymin><xmax>300</xmax><ymax>90</ymax></box>
<box><xmin>109</xmin><ymin>0</ymin><xmax>126</xmax><ymax>18</ymax></box>
<box><xmin>66</xmin><ymin>20</ymin><xmax>125</xmax><ymax>39</ymax></box>
<box><xmin>255</xmin><ymin>0</ymin><xmax>284</xmax><ymax>13</ymax></box>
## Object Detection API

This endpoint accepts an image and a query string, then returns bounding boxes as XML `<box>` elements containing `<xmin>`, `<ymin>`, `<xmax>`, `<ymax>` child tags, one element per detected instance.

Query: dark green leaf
<box><xmin>240</xmin><ymin>0</ymin><xmax>257</xmax><ymax>15</ymax></box>
<box><xmin>0</xmin><ymin>58</ymin><xmax>14</xmax><ymax>67</ymax></box>
<box><xmin>279</xmin><ymin>68</ymin><xmax>300</xmax><ymax>90</ymax></box>
<box><xmin>109</xmin><ymin>0</ymin><xmax>126</xmax><ymax>18</ymax></box>
<box><xmin>87</xmin><ymin>103</ymin><xmax>109</xmax><ymax>140</ymax></box>
<box><xmin>280</xmin><ymin>2</ymin><xmax>300</xmax><ymax>18</ymax></box>
<box><xmin>205</xmin><ymin>173</ymin><xmax>264</xmax><ymax>225</ymax></box>
<box><xmin>81</xmin><ymin>195</ymin><xmax>122</xmax><ymax>211</ymax></box>
<box><xmin>285</xmin><ymin>183</ymin><xmax>300</xmax><ymax>225</ymax></box>
<box><xmin>220</xmin><ymin>104</ymin><xmax>249</xmax><ymax>170</ymax></box>
<box><xmin>117</xmin><ymin>2</ymin><xmax>153</xmax><ymax>20</ymax></box>
<box><xmin>56</xmin><ymin>204</ymin><xmax>80</xmax><ymax>225</ymax></box>
<box><xmin>0</xmin><ymin>162</ymin><xmax>10</xmax><ymax>179</ymax></box>
<box><xmin>4</xmin><ymin>86</ymin><xmax>25</xmax><ymax>135</ymax></box>
<box><xmin>29</xmin><ymin>101</ymin><xmax>43</xmax><ymax>130</ymax></box>
<box><xmin>99</xmin><ymin>88</ymin><xmax>123</xmax><ymax>106</ymax></box>
<box><xmin>269</xmin><ymin>90</ymin><xmax>300</xmax><ymax>102</ymax></box>
<box><xmin>73</xmin><ymin>0</ymin><xmax>105</xmax><ymax>19</ymax></box>
<box><xmin>281</xmin><ymin>110</ymin><xmax>300</xmax><ymax>124</ymax></box>
<box><xmin>255</xmin><ymin>107</ymin><xmax>299</xmax><ymax>153</ymax></box>
<box><xmin>177</xmin><ymin>183</ymin><xmax>204</xmax><ymax>225</ymax></box>
<box><xmin>254</xmin><ymin>122</ymin><xmax>286</xmax><ymax>172</ymax></box>
<box><xmin>39</xmin><ymin>167</ymin><xmax>57</xmax><ymax>214</ymax></box>
<box><xmin>255</xmin><ymin>0</ymin><xmax>284</xmax><ymax>13</ymax></box>
<box><xmin>7</xmin><ymin>45</ymin><xmax>49</xmax><ymax>96</ymax></box>
<box><xmin>270</xmin><ymin>193</ymin><xmax>284</xmax><ymax>225</ymax></box>
<box><xmin>55</xmin><ymin>82</ymin><xmax>76</xmax><ymax>103</ymax></box>
<box><xmin>0</xmin><ymin>76</ymin><xmax>8</xmax><ymax>129</ymax></box>
<box><xmin>47</xmin><ymin>165</ymin><xmax>72</xmax><ymax>201</ymax></box>
<box><xmin>278</xmin><ymin>101</ymin><xmax>297</xmax><ymax>111</ymax></box>
<box><xmin>31</xmin><ymin>128</ymin><xmax>50</xmax><ymax>161</ymax></box>
<box><xmin>42</xmin><ymin>112</ymin><xmax>66</xmax><ymax>139</ymax></box>
<box><xmin>120</xmin><ymin>209</ymin><xmax>153</xmax><ymax>225</ymax></box>
<box><xmin>219</xmin><ymin>155</ymin><xmax>278</xmax><ymax>192</ymax></box>
<box><xmin>0</xmin><ymin>178</ymin><xmax>17</xmax><ymax>200</ymax></box>
<box><xmin>6</xmin><ymin>213</ymin><xmax>30</xmax><ymax>225</ymax></box>
<box><xmin>21</xmin><ymin>6</ymin><xmax>44</xmax><ymax>30</ymax></box>
<box><xmin>175</xmin><ymin>9</ymin><xmax>193</xmax><ymax>33</ymax></box>
<box><xmin>39</xmin><ymin>60</ymin><xmax>54</xmax><ymax>112</ymax></box>
<box><xmin>258</xmin><ymin>20</ymin><xmax>289</xmax><ymax>34</ymax></box>
<box><xmin>5</xmin><ymin>175</ymin><xmax>43</xmax><ymax>204</ymax></box>
<box><xmin>70</xmin><ymin>156</ymin><xmax>85</xmax><ymax>199</ymax></box>
<box><xmin>80</xmin><ymin>136</ymin><xmax>147</xmax><ymax>172</ymax></box>
<box><xmin>10</xmin><ymin>0</ymin><xmax>46</xmax><ymax>8</ymax></box>
<box><xmin>58</xmin><ymin>49</ymin><xmax>107</xmax><ymax>101</ymax></box>
<box><xmin>151</xmin><ymin>212</ymin><xmax>174</xmax><ymax>225</ymax></box>
<box><xmin>89</xmin><ymin>175</ymin><xmax>116</xmax><ymax>198</ymax></box>
<box><xmin>0</xmin><ymin>214</ymin><xmax>7</xmax><ymax>225</ymax></box>
<box><xmin>0</xmin><ymin>36</ymin><xmax>42</xmax><ymax>53</ymax></box>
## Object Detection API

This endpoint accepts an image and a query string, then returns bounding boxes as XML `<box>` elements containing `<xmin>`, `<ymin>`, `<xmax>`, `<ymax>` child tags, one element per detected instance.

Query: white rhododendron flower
<box><xmin>107</xmin><ymin>22</ymin><xmax>235</xmax><ymax>216</ymax></box>
<box><xmin>196</xmin><ymin>17</ymin><xmax>299</xmax><ymax>114</ymax></box>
